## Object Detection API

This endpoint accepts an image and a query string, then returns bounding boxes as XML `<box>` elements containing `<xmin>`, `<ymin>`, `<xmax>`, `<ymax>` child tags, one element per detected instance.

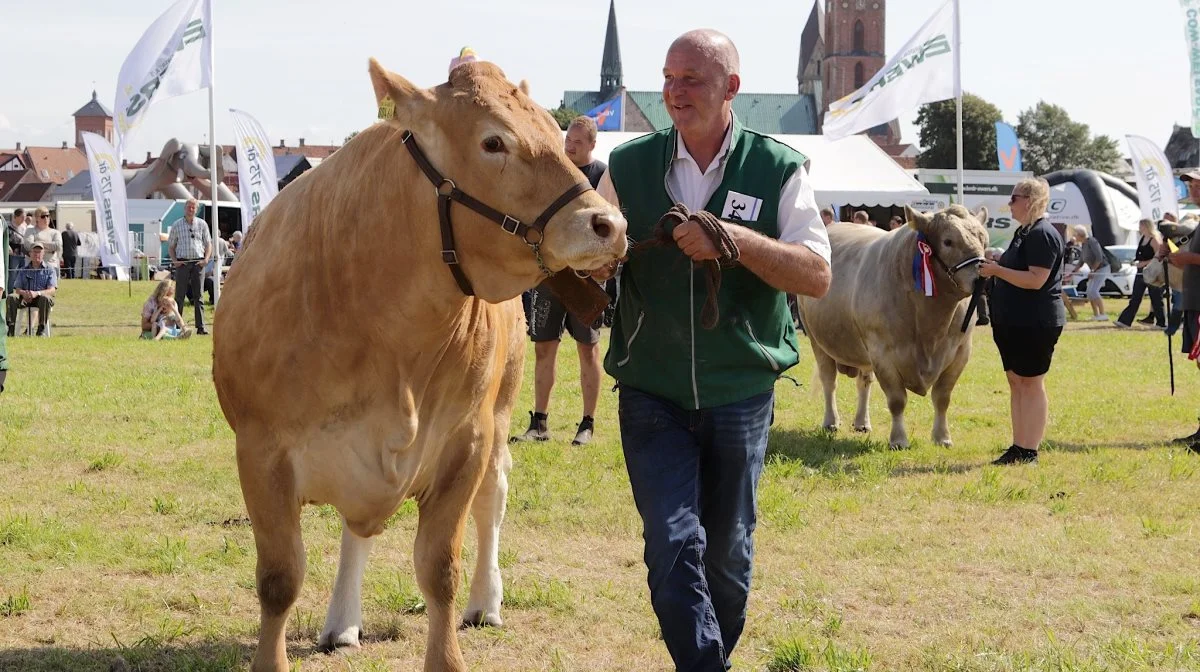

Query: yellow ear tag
<box><xmin>378</xmin><ymin>96</ymin><xmax>396</xmax><ymax>121</ymax></box>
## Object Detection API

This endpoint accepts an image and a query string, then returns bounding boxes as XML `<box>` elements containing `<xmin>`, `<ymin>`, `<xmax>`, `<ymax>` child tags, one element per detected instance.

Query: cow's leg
<box><xmin>462</xmin><ymin>442</ymin><xmax>511</xmax><ymax>628</ymax></box>
<box><xmin>415</xmin><ymin>430</ymin><xmax>488</xmax><ymax>672</ymax></box>
<box><xmin>931</xmin><ymin>342</ymin><xmax>970</xmax><ymax>447</ymax></box>
<box><xmin>239</xmin><ymin>436</ymin><xmax>306</xmax><ymax>672</ymax></box>
<box><xmin>811</xmin><ymin>343</ymin><xmax>840</xmax><ymax>431</ymax></box>
<box><xmin>318</xmin><ymin>520</ymin><xmax>375</xmax><ymax>651</ymax></box>
<box><xmin>873</xmin><ymin>369</ymin><xmax>910</xmax><ymax>449</ymax></box>
<box><xmin>852</xmin><ymin>371</ymin><xmax>874</xmax><ymax>433</ymax></box>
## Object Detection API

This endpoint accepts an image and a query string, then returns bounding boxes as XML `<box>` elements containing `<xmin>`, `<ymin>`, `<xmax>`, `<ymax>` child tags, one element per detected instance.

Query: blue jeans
<box><xmin>618</xmin><ymin>385</ymin><xmax>773</xmax><ymax>672</ymax></box>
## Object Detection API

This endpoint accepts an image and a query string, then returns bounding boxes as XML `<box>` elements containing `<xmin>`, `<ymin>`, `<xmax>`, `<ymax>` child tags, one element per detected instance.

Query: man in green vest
<box><xmin>589</xmin><ymin>29</ymin><xmax>831</xmax><ymax>671</ymax></box>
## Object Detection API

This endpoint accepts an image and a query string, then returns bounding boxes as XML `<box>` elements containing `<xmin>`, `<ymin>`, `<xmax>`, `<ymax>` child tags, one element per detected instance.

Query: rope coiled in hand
<box><xmin>629</xmin><ymin>203</ymin><xmax>740</xmax><ymax>329</ymax></box>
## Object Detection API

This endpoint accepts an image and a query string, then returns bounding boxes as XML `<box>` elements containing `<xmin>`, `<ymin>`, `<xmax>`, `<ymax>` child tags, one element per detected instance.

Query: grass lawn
<box><xmin>2</xmin><ymin>280</ymin><xmax>1200</xmax><ymax>671</ymax></box>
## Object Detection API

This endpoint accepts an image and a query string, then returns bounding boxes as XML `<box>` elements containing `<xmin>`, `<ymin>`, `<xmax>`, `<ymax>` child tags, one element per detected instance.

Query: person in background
<box><xmin>1115</xmin><ymin>218</ymin><xmax>1165</xmax><ymax>329</ymax></box>
<box><xmin>7</xmin><ymin>208</ymin><xmax>28</xmax><ymax>293</ymax></box>
<box><xmin>980</xmin><ymin>178</ymin><xmax>1063</xmax><ymax>465</ymax></box>
<box><xmin>512</xmin><ymin>115</ymin><xmax>609</xmax><ymax>446</ymax></box>
<box><xmin>24</xmin><ymin>207</ymin><xmax>62</xmax><ymax>271</ymax></box>
<box><xmin>888</xmin><ymin>215</ymin><xmax>905</xmax><ymax>231</ymax></box>
<box><xmin>1072</xmin><ymin>225</ymin><xmax>1112</xmax><ymax>321</ymax></box>
<box><xmin>820</xmin><ymin>207</ymin><xmax>835</xmax><ymax>226</ymax></box>
<box><xmin>852</xmin><ymin>210</ymin><xmax>870</xmax><ymax>225</ymax></box>
<box><xmin>61</xmin><ymin>222</ymin><xmax>80</xmax><ymax>279</ymax></box>
<box><xmin>5</xmin><ymin>242</ymin><xmax>57</xmax><ymax>337</ymax></box>
<box><xmin>0</xmin><ymin>263</ymin><xmax>6</xmax><ymax>391</ymax></box>
<box><xmin>1164</xmin><ymin>171</ymin><xmax>1200</xmax><ymax>449</ymax></box>
<box><xmin>166</xmin><ymin>199</ymin><xmax>212</xmax><ymax>335</ymax></box>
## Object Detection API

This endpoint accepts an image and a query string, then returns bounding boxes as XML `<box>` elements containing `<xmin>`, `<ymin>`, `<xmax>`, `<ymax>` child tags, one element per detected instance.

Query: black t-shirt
<box><xmin>990</xmin><ymin>217</ymin><xmax>1066</xmax><ymax>328</ymax></box>
<box><xmin>576</xmin><ymin>160</ymin><xmax>607</xmax><ymax>189</ymax></box>
<box><xmin>61</xmin><ymin>229</ymin><xmax>81</xmax><ymax>255</ymax></box>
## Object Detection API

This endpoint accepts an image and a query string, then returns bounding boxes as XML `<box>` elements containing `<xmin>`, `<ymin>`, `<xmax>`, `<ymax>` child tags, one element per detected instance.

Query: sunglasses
<box><xmin>37</xmin><ymin>214</ymin><xmax>49</xmax><ymax>219</ymax></box>
<box><xmin>1009</xmin><ymin>194</ymin><xmax>1028</xmax><ymax>204</ymax></box>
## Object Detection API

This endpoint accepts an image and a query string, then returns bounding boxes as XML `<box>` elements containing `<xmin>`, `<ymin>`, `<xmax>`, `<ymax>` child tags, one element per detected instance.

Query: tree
<box><xmin>548</xmin><ymin>106</ymin><xmax>579</xmax><ymax>130</ymax></box>
<box><xmin>344</xmin><ymin>131</ymin><xmax>359</xmax><ymax>144</ymax></box>
<box><xmin>914</xmin><ymin>93</ymin><xmax>1004</xmax><ymax>170</ymax></box>
<box><xmin>1016</xmin><ymin>101</ymin><xmax>1121</xmax><ymax>175</ymax></box>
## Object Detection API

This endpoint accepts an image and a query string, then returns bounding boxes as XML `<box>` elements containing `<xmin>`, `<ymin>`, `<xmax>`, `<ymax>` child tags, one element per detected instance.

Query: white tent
<box><xmin>578</xmin><ymin>131</ymin><xmax>929</xmax><ymax>208</ymax></box>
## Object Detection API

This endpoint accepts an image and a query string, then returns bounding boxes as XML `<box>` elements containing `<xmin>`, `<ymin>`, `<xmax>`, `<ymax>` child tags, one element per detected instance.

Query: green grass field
<box><xmin>2</xmin><ymin>280</ymin><xmax>1199</xmax><ymax>671</ymax></box>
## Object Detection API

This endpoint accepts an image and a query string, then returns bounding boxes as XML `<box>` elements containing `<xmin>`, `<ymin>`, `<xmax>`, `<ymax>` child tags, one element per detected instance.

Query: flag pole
<box><xmin>954</xmin><ymin>0</ymin><xmax>964</xmax><ymax>203</ymax></box>
<box><xmin>620</xmin><ymin>88</ymin><xmax>626</xmax><ymax>132</ymax></box>
<box><xmin>207</xmin><ymin>0</ymin><xmax>220</xmax><ymax>308</ymax></box>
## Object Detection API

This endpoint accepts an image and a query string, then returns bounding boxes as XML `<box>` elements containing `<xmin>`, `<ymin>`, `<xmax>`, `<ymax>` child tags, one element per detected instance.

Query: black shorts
<box><xmin>1182</xmin><ymin>311</ymin><xmax>1200</xmax><ymax>358</ymax></box>
<box><xmin>528</xmin><ymin>284</ymin><xmax>601</xmax><ymax>344</ymax></box>
<box><xmin>992</xmin><ymin>324</ymin><xmax>1063</xmax><ymax>377</ymax></box>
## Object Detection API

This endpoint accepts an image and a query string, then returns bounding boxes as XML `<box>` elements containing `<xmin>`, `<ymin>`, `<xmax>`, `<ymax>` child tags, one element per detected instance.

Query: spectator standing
<box><xmin>60</xmin><ymin>222</ymin><xmax>81</xmax><ymax>279</ymax></box>
<box><xmin>1115</xmin><ymin>218</ymin><xmax>1165</xmax><ymax>328</ymax></box>
<box><xmin>166</xmin><ymin>199</ymin><xmax>212</xmax><ymax>335</ymax></box>
<box><xmin>512</xmin><ymin>115</ymin><xmax>609</xmax><ymax>446</ymax></box>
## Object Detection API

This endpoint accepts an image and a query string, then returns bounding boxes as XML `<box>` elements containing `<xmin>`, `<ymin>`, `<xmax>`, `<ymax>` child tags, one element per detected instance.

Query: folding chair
<box><xmin>21</xmin><ymin>304</ymin><xmax>52</xmax><ymax>337</ymax></box>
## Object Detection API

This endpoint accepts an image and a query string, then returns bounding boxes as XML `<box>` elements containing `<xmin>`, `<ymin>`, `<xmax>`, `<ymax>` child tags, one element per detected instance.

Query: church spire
<box><xmin>600</xmin><ymin>0</ymin><xmax>623</xmax><ymax>98</ymax></box>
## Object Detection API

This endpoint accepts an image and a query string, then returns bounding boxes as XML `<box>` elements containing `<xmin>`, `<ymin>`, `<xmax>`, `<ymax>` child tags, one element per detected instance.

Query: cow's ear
<box><xmin>518</xmin><ymin>79</ymin><xmax>531</xmax><ymax>97</ymax></box>
<box><xmin>905</xmin><ymin>205</ymin><xmax>932</xmax><ymax>233</ymax></box>
<box><xmin>368</xmin><ymin>58</ymin><xmax>432</xmax><ymax>121</ymax></box>
<box><xmin>974</xmin><ymin>206</ymin><xmax>989</xmax><ymax>227</ymax></box>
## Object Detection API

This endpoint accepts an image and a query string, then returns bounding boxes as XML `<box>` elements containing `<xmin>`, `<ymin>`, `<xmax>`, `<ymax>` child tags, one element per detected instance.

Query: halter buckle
<box><xmin>501</xmin><ymin>215</ymin><xmax>521</xmax><ymax>235</ymax></box>
<box><xmin>441</xmin><ymin>249</ymin><xmax>460</xmax><ymax>265</ymax></box>
<box><xmin>436</xmin><ymin>179</ymin><xmax>456</xmax><ymax>198</ymax></box>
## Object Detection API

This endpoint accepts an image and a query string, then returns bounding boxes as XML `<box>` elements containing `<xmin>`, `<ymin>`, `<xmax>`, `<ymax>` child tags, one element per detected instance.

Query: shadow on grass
<box><xmin>766</xmin><ymin>426</ymin><xmax>881</xmax><ymax>468</ymax></box>
<box><xmin>0</xmin><ymin>641</ymin><xmax>258</xmax><ymax>672</ymax></box>
<box><xmin>1046</xmin><ymin>440</ymin><xmax>1169</xmax><ymax>453</ymax></box>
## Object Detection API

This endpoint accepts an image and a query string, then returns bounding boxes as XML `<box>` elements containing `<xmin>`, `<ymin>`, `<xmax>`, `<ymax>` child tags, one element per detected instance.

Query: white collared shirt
<box><xmin>596</xmin><ymin>118</ymin><xmax>831</xmax><ymax>265</ymax></box>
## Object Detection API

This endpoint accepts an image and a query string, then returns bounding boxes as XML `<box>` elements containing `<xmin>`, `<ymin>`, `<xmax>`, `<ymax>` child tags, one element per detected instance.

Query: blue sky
<box><xmin>0</xmin><ymin>0</ymin><xmax>1189</xmax><ymax>159</ymax></box>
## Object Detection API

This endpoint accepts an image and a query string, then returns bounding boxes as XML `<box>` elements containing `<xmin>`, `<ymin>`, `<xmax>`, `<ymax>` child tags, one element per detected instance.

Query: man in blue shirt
<box><xmin>5</xmin><ymin>242</ymin><xmax>57</xmax><ymax>337</ymax></box>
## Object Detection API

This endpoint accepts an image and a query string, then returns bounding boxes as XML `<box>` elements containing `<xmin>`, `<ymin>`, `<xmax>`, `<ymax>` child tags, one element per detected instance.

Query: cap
<box><xmin>29</xmin><ymin>241</ymin><xmax>44</xmax><ymax>250</ymax></box>
<box><xmin>1181</xmin><ymin>169</ymin><xmax>1200</xmax><ymax>182</ymax></box>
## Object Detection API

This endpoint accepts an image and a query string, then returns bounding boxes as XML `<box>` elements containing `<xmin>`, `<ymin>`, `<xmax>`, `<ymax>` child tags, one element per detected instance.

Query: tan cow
<box><xmin>797</xmin><ymin>205</ymin><xmax>988</xmax><ymax>448</ymax></box>
<box><xmin>213</xmin><ymin>59</ymin><xmax>627</xmax><ymax>672</ymax></box>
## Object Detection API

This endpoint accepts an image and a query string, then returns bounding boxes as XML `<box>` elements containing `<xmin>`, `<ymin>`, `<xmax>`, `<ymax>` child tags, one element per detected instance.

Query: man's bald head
<box><xmin>669</xmin><ymin>29</ymin><xmax>740</xmax><ymax>79</ymax></box>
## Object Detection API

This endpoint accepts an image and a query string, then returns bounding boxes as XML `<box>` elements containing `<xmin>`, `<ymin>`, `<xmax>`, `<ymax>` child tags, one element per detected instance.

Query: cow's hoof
<box><xmin>821</xmin><ymin>424</ymin><xmax>839</xmax><ymax>433</ymax></box>
<box><xmin>460</xmin><ymin>610</ymin><xmax>503</xmax><ymax>629</ymax></box>
<box><xmin>317</xmin><ymin>627</ymin><xmax>362</xmax><ymax>653</ymax></box>
<box><xmin>934</xmin><ymin>438</ymin><xmax>953</xmax><ymax>447</ymax></box>
<box><xmin>888</xmin><ymin>442</ymin><xmax>910</xmax><ymax>450</ymax></box>
<box><xmin>852</xmin><ymin>424</ymin><xmax>871</xmax><ymax>433</ymax></box>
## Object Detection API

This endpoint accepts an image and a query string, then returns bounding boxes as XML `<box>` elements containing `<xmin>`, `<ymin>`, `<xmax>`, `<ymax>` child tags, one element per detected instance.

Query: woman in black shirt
<box><xmin>1115</xmin><ymin>218</ymin><xmax>1165</xmax><ymax>328</ymax></box>
<box><xmin>980</xmin><ymin>178</ymin><xmax>1064</xmax><ymax>465</ymax></box>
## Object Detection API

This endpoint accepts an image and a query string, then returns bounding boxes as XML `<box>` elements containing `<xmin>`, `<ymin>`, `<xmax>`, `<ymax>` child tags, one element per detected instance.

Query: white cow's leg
<box><xmin>931</xmin><ymin>342</ymin><xmax>970</xmax><ymax>447</ymax></box>
<box><xmin>852</xmin><ymin>371</ymin><xmax>874</xmax><ymax>432</ymax></box>
<box><xmin>811</xmin><ymin>344</ymin><xmax>840</xmax><ymax>431</ymax></box>
<box><xmin>463</xmin><ymin>443</ymin><xmax>511</xmax><ymax>628</ymax></box>
<box><xmin>318</xmin><ymin>519</ymin><xmax>374</xmax><ymax>651</ymax></box>
<box><xmin>874</xmin><ymin>369</ymin><xmax>910</xmax><ymax>449</ymax></box>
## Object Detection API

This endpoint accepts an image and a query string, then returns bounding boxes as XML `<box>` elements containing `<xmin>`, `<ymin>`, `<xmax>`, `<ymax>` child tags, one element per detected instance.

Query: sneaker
<box><xmin>35</xmin><ymin>325</ymin><xmax>45</xmax><ymax>337</ymax></box>
<box><xmin>572</xmin><ymin>416</ymin><xmax>595</xmax><ymax>446</ymax></box>
<box><xmin>992</xmin><ymin>445</ymin><xmax>1038</xmax><ymax>465</ymax></box>
<box><xmin>510</xmin><ymin>411</ymin><xmax>550</xmax><ymax>443</ymax></box>
<box><xmin>1093</xmin><ymin>314</ymin><xmax>1110</xmax><ymax>321</ymax></box>
<box><xmin>5</xmin><ymin>325</ymin><xmax>13</xmax><ymax>338</ymax></box>
<box><xmin>180</xmin><ymin>327</ymin><xmax>193</xmax><ymax>340</ymax></box>
<box><xmin>1172</xmin><ymin>425</ymin><xmax>1200</xmax><ymax>445</ymax></box>
<box><xmin>1114</xmin><ymin>321</ymin><xmax>1131</xmax><ymax>329</ymax></box>
<box><xmin>1138</xmin><ymin>315</ymin><xmax>1157</xmax><ymax>325</ymax></box>
<box><xmin>196</xmin><ymin>328</ymin><xmax>209</xmax><ymax>336</ymax></box>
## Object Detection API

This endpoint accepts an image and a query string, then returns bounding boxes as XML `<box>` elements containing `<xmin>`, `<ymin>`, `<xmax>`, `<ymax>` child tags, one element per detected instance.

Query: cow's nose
<box><xmin>591</xmin><ymin>212</ymin><xmax>622</xmax><ymax>241</ymax></box>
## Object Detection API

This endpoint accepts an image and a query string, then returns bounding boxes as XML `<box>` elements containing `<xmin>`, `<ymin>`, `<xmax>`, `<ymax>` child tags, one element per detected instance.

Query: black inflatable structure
<box><xmin>1042</xmin><ymin>170</ymin><xmax>1140</xmax><ymax>247</ymax></box>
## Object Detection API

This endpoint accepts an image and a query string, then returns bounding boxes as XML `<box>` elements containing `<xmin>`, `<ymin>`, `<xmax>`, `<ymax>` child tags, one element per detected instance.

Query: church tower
<box><xmin>599</xmin><ymin>0</ymin><xmax>623</xmax><ymax>99</ymax></box>
<box><xmin>822</xmin><ymin>0</ymin><xmax>892</xmax><ymax>141</ymax></box>
<box><xmin>73</xmin><ymin>90</ymin><xmax>113</xmax><ymax>148</ymax></box>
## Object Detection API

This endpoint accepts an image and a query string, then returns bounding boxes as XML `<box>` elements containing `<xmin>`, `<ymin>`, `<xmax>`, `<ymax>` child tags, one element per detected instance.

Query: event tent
<box><xmin>578</xmin><ymin>131</ymin><xmax>929</xmax><ymax>208</ymax></box>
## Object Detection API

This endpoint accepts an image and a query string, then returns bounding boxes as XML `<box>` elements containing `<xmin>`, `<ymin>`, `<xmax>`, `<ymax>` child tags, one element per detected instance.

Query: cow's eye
<box><xmin>943</xmin><ymin>238</ymin><xmax>953</xmax><ymax>247</ymax></box>
<box><xmin>482</xmin><ymin>136</ymin><xmax>506</xmax><ymax>153</ymax></box>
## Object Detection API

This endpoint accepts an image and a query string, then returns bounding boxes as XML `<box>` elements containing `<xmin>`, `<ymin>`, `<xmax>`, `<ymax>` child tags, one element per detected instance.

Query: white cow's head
<box><xmin>904</xmin><ymin>204</ymin><xmax>990</xmax><ymax>294</ymax></box>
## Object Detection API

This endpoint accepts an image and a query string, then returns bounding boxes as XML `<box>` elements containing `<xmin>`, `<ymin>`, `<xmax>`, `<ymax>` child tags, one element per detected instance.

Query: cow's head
<box><xmin>367</xmin><ymin>58</ymin><xmax>627</xmax><ymax>301</ymax></box>
<box><xmin>904</xmin><ymin>204</ymin><xmax>990</xmax><ymax>293</ymax></box>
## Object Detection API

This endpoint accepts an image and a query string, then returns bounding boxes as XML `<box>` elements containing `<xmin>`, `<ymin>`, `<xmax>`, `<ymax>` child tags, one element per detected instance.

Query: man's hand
<box><xmin>979</xmin><ymin>259</ymin><xmax>1002</xmax><ymax>279</ymax></box>
<box><xmin>1169</xmin><ymin>250</ymin><xmax>1200</xmax><ymax>268</ymax></box>
<box><xmin>672</xmin><ymin>220</ymin><xmax>721</xmax><ymax>261</ymax></box>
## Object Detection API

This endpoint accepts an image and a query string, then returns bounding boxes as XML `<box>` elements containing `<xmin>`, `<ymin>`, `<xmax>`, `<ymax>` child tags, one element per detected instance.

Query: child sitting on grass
<box><xmin>141</xmin><ymin>280</ymin><xmax>192</xmax><ymax>340</ymax></box>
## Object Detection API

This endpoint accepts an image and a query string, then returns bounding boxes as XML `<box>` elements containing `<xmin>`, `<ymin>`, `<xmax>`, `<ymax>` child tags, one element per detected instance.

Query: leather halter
<box><xmin>400</xmin><ymin>130</ymin><xmax>594</xmax><ymax>296</ymax></box>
